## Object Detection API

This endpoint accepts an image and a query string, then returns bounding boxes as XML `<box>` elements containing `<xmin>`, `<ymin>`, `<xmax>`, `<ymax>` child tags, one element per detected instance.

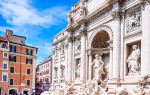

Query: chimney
<box><xmin>6</xmin><ymin>29</ymin><xmax>13</xmax><ymax>37</ymax></box>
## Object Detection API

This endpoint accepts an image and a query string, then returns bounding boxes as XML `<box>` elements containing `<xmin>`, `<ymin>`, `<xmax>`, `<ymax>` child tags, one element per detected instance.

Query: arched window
<box><xmin>91</xmin><ymin>31</ymin><xmax>110</xmax><ymax>48</ymax></box>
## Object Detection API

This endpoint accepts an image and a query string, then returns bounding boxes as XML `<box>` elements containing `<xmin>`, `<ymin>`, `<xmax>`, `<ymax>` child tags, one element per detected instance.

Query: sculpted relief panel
<box><xmin>126</xmin><ymin>7</ymin><xmax>141</xmax><ymax>33</ymax></box>
<box><xmin>75</xmin><ymin>38</ymin><xmax>81</xmax><ymax>53</ymax></box>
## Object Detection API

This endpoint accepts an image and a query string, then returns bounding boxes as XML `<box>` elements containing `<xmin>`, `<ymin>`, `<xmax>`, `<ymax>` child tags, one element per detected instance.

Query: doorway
<box><xmin>9</xmin><ymin>89</ymin><xmax>17</xmax><ymax>95</ymax></box>
<box><xmin>0</xmin><ymin>88</ymin><xmax>1</xmax><ymax>95</ymax></box>
<box><xmin>23</xmin><ymin>90</ymin><xmax>29</xmax><ymax>95</ymax></box>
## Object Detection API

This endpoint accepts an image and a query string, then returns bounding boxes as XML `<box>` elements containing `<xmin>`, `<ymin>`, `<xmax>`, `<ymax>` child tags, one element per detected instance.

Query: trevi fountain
<box><xmin>43</xmin><ymin>0</ymin><xmax>150</xmax><ymax>95</ymax></box>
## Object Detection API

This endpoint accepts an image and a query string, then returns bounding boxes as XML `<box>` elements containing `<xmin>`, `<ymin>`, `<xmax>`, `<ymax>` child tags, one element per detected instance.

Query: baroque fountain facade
<box><xmin>49</xmin><ymin>0</ymin><xmax>150</xmax><ymax>95</ymax></box>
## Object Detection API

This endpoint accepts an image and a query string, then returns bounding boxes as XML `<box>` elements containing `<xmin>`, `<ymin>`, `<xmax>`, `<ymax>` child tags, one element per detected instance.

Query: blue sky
<box><xmin>0</xmin><ymin>0</ymin><xmax>78</xmax><ymax>65</ymax></box>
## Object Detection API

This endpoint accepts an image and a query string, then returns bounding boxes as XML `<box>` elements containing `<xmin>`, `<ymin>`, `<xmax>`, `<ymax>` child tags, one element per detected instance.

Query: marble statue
<box><xmin>132</xmin><ymin>75</ymin><xmax>150</xmax><ymax>95</ymax></box>
<box><xmin>79</xmin><ymin>6</ymin><xmax>86</xmax><ymax>16</ymax></box>
<box><xmin>76</xmin><ymin>62</ymin><xmax>80</xmax><ymax>79</ymax></box>
<box><xmin>127</xmin><ymin>45</ymin><xmax>140</xmax><ymax>74</ymax></box>
<box><xmin>91</xmin><ymin>54</ymin><xmax>105</xmax><ymax>81</ymax></box>
<box><xmin>79</xmin><ymin>83</ymin><xmax>88</xmax><ymax>95</ymax></box>
<box><xmin>92</xmin><ymin>81</ymin><xmax>101</xmax><ymax>95</ymax></box>
<box><xmin>46</xmin><ymin>81</ymin><xmax>75</xmax><ymax>95</ymax></box>
<box><xmin>67</xmin><ymin>13</ymin><xmax>72</xmax><ymax>26</ymax></box>
<box><xmin>79</xmin><ymin>0</ymin><xmax>86</xmax><ymax>16</ymax></box>
<box><xmin>88</xmin><ymin>79</ymin><xmax>108</xmax><ymax>95</ymax></box>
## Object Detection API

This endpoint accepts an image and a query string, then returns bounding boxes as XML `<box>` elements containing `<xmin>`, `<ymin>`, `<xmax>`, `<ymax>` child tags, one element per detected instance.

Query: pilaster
<box><xmin>111</xmin><ymin>10</ymin><xmax>122</xmax><ymax>85</ymax></box>
<box><xmin>65</xmin><ymin>41</ymin><xmax>68</xmax><ymax>81</ymax></box>
<box><xmin>67</xmin><ymin>33</ymin><xmax>74</xmax><ymax>83</ymax></box>
<box><xmin>80</xmin><ymin>23</ymin><xmax>87</xmax><ymax>83</ymax></box>
<box><xmin>141</xmin><ymin>0</ymin><xmax>150</xmax><ymax>75</ymax></box>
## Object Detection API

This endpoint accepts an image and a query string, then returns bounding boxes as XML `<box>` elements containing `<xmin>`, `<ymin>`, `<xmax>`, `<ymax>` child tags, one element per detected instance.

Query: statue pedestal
<box><xmin>74</xmin><ymin>81</ymin><xmax>82</xmax><ymax>91</ymax></box>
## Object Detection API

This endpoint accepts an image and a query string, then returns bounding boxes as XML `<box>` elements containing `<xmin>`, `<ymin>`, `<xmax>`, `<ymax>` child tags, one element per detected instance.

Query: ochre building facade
<box><xmin>0</xmin><ymin>30</ymin><xmax>37</xmax><ymax>95</ymax></box>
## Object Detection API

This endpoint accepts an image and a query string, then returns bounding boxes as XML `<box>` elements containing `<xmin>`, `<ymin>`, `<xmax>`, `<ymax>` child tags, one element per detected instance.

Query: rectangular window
<box><xmin>10</xmin><ymin>79</ymin><xmax>14</xmax><ymax>85</ymax></box>
<box><xmin>10</xmin><ymin>45</ymin><xmax>16</xmax><ymax>53</ymax></box>
<box><xmin>27</xmin><ymin>69</ymin><xmax>31</xmax><ymax>74</ymax></box>
<box><xmin>3</xmin><ymin>61</ymin><xmax>8</xmax><ymax>69</ymax></box>
<box><xmin>0</xmin><ymin>42</ymin><xmax>8</xmax><ymax>48</ymax></box>
<box><xmin>26</xmin><ymin>49</ymin><xmax>33</xmax><ymax>55</ymax></box>
<box><xmin>26</xmin><ymin>58</ymin><xmax>33</xmax><ymax>64</ymax></box>
<box><xmin>27</xmin><ymin>80</ymin><xmax>30</xmax><ymax>86</ymax></box>
<box><xmin>2</xmin><ymin>73</ymin><xmax>7</xmax><ymax>82</ymax></box>
<box><xmin>9</xmin><ymin>55</ymin><xmax>16</xmax><ymax>62</ymax></box>
<box><xmin>10</xmin><ymin>67</ymin><xmax>14</xmax><ymax>73</ymax></box>
<box><xmin>3</xmin><ymin>52</ymin><xmax>8</xmax><ymax>58</ymax></box>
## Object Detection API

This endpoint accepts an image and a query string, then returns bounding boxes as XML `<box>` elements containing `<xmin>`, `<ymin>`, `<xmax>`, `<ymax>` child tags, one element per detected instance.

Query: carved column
<box><xmin>65</xmin><ymin>42</ymin><xmax>68</xmax><ymax>80</ymax></box>
<box><xmin>80</xmin><ymin>24</ymin><xmax>87</xmax><ymax>83</ymax></box>
<box><xmin>67</xmin><ymin>34</ymin><xmax>73</xmax><ymax>83</ymax></box>
<box><xmin>58</xmin><ymin>45</ymin><xmax>61</xmax><ymax>83</ymax></box>
<box><xmin>88</xmin><ymin>51</ymin><xmax>92</xmax><ymax>80</ymax></box>
<box><xmin>141</xmin><ymin>0</ymin><xmax>150</xmax><ymax>75</ymax></box>
<box><xmin>112</xmin><ymin>11</ymin><xmax>121</xmax><ymax>81</ymax></box>
<box><xmin>121</xmin><ymin>10</ymin><xmax>125</xmax><ymax>80</ymax></box>
<box><xmin>108</xmin><ymin>41</ymin><xmax>113</xmax><ymax>80</ymax></box>
<box><xmin>52</xmin><ymin>48</ymin><xmax>56</xmax><ymax>83</ymax></box>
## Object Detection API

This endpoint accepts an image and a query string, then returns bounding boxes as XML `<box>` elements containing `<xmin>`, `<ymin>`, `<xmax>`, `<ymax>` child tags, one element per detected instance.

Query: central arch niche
<box><xmin>91</xmin><ymin>31</ymin><xmax>110</xmax><ymax>49</ymax></box>
<box><xmin>90</xmin><ymin>31</ymin><xmax>110</xmax><ymax>80</ymax></box>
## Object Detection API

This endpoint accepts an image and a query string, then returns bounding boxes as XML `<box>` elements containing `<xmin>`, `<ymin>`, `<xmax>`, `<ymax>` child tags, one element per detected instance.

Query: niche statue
<box><xmin>91</xmin><ymin>54</ymin><xmax>105</xmax><ymax>81</ymax></box>
<box><xmin>127</xmin><ymin>45</ymin><xmax>140</xmax><ymax>74</ymax></box>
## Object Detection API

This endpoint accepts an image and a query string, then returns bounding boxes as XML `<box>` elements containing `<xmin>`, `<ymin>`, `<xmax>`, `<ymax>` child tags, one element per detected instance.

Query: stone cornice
<box><xmin>52</xmin><ymin>35</ymin><xmax>67</xmax><ymax>46</ymax></box>
<box><xmin>123</xmin><ymin>0</ymin><xmax>141</xmax><ymax>10</ymax></box>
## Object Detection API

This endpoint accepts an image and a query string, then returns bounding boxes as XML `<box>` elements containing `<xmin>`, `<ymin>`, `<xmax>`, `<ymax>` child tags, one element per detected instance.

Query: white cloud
<box><xmin>0</xmin><ymin>26</ymin><xmax>12</xmax><ymax>32</ymax></box>
<box><xmin>0</xmin><ymin>0</ymin><xmax>68</xmax><ymax>65</ymax></box>
<box><xmin>0</xmin><ymin>0</ymin><xmax>68</xmax><ymax>27</ymax></box>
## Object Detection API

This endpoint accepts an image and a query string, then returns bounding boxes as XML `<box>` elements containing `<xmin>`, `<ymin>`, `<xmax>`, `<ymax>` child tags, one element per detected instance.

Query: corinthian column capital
<box><xmin>111</xmin><ymin>10</ymin><xmax>125</xmax><ymax>19</ymax></box>
<box><xmin>80</xmin><ymin>23</ymin><xmax>87</xmax><ymax>36</ymax></box>
<box><xmin>67</xmin><ymin>33</ymin><xmax>74</xmax><ymax>43</ymax></box>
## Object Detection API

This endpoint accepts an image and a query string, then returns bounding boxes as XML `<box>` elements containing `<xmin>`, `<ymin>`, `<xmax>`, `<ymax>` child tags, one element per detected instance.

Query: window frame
<box><xmin>2</xmin><ymin>61</ymin><xmax>8</xmax><ymax>70</ymax></box>
<box><xmin>26</xmin><ymin>48</ymin><xmax>33</xmax><ymax>56</ymax></box>
<box><xmin>9</xmin><ymin>55</ymin><xmax>16</xmax><ymax>62</ymax></box>
<box><xmin>27</xmin><ymin>69</ymin><xmax>31</xmax><ymax>74</ymax></box>
<box><xmin>3</xmin><ymin>52</ymin><xmax>8</xmax><ymax>58</ymax></box>
<box><xmin>26</xmin><ymin>58</ymin><xmax>33</xmax><ymax>64</ymax></box>
<box><xmin>26</xmin><ymin>80</ymin><xmax>30</xmax><ymax>86</ymax></box>
<box><xmin>9</xmin><ymin>45</ymin><xmax>16</xmax><ymax>53</ymax></box>
<box><xmin>10</xmin><ymin>67</ymin><xmax>15</xmax><ymax>73</ymax></box>
<box><xmin>2</xmin><ymin>72</ymin><xmax>8</xmax><ymax>82</ymax></box>
<box><xmin>9</xmin><ymin>78</ymin><xmax>14</xmax><ymax>85</ymax></box>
